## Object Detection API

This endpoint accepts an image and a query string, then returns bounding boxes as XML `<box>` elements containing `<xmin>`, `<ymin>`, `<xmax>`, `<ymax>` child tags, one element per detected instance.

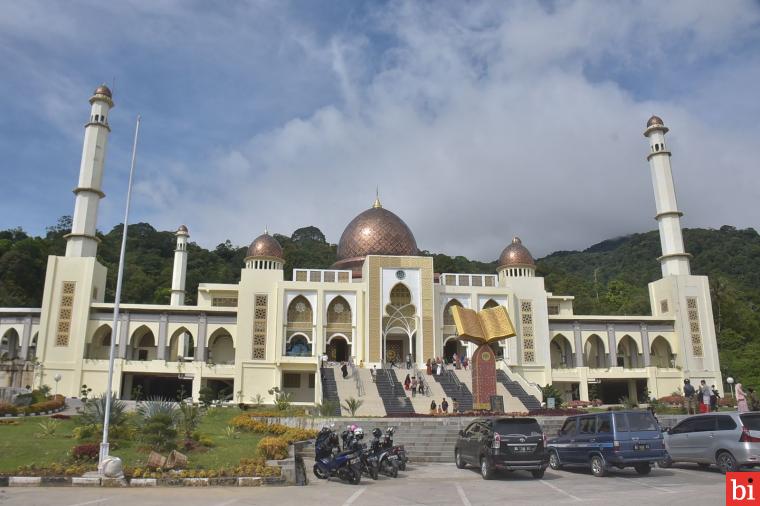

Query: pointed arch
<box><xmin>443</xmin><ymin>299</ymin><xmax>463</xmax><ymax>326</ymax></box>
<box><xmin>287</xmin><ymin>295</ymin><xmax>313</xmax><ymax>325</ymax></box>
<box><xmin>650</xmin><ymin>335</ymin><xmax>674</xmax><ymax>368</ymax></box>
<box><xmin>27</xmin><ymin>332</ymin><xmax>38</xmax><ymax>361</ymax></box>
<box><xmin>617</xmin><ymin>335</ymin><xmax>640</xmax><ymax>368</ymax></box>
<box><xmin>168</xmin><ymin>326</ymin><xmax>194</xmax><ymax>362</ymax></box>
<box><xmin>326</xmin><ymin>296</ymin><xmax>352</xmax><ymax>325</ymax></box>
<box><xmin>1</xmin><ymin>328</ymin><xmax>20</xmax><ymax>360</ymax></box>
<box><xmin>550</xmin><ymin>334</ymin><xmax>574</xmax><ymax>369</ymax></box>
<box><xmin>482</xmin><ymin>299</ymin><xmax>499</xmax><ymax>310</ymax></box>
<box><xmin>130</xmin><ymin>325</ymin><xmax>156</xmax><ymax>361</ymax></box>
<box><xmin>389</xmin><ymin>283</ymin><xmax>412</xmax><ymax>307</ymax></box>
<box><xmin>584</xmin><ymin>334</ymin><xmax>606</xmax><ymax>368</ymax></box>
<box><xmin>208</xmin><ymin>327</ymin><xmax>235</xmax><ymax>365</ymax></box>
<box><xmin>86</xmin><ymin>324</ymin><xmax>112</xmax><ymax>360</ymax></box>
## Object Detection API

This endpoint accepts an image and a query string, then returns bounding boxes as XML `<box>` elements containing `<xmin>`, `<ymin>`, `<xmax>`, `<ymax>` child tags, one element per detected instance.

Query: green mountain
<box><xmin>1</xmin><ymin>219</ymin><xmax>758</xmax><ymax>388</ymax></box>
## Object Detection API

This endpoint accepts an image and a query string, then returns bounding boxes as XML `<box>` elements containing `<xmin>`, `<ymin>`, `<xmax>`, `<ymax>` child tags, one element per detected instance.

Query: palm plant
<box><xmin>178</xmin><ymin>402</ymin><xmax>202</xmax><ymax>441</ymax></box>
<box><xmin>137</xmin><ymin>396</ymin><xmax>179</xmax><ymax>424</ymax></box>
<box><xmin>79</xmin><ymin>393</ymin><xmax>127</xmax><ymax>427</ymax></box>
<box><xmin>342</xmin><ymin>397</ymin><xmax>363</xmax><ymax>416</ymax></box>
<box><xmin>137</xmin><ymin>396</ymin><xmax>179</xmax><ymax>452</ymax></box>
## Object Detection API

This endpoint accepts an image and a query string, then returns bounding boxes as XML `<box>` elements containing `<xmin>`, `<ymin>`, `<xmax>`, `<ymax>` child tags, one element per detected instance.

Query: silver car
<box><xmin>659</xmin><ymin>412</ymin><xmax>760</xmax><ymax>473</ymax></box>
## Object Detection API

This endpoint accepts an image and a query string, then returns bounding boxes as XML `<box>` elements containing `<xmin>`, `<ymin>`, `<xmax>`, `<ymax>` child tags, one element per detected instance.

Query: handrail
<box><xmin>497</xmin><ymin>358</ymin><xmax>542</xmax><ymax>399</ymax></box>
<box><xmin>383</xmin><ymin>367</ymin><xmax>395</xmax><ymax>395</ymax></box>
<box><xmin>412</xmin><ymin>363</ymin><xmax>431</xmax><ymax>397</ymax></box>
<box><xmin>448</xmin><ymin>368</ymin><xmax>464</xmax><ymax>392</ymax></box>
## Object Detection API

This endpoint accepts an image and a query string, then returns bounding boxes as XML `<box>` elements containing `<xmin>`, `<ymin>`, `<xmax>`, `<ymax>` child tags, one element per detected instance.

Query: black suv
<box><xmin>455</xmin><ymin>417</ymin><xmax>549</xmax><ymax>479</ymax></box>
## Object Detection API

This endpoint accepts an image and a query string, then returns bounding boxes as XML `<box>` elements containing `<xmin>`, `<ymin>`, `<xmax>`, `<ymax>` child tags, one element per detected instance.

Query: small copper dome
<box><xmin>176</xmin><ymin>225</ymin><xmax>189</xmax><ymax>235</ymax></box>
<box><xmin>246</xmin><ymin>232</ymin><xmax>283</xmax><ymax>260</ymax></box>
<box><xmin>647</xmin><ymin>115</ymin><xmax>664</xmax><ymax>127</ymax></box>
<box><xmin>332</xmin><ymin>200</ymin><xmax>418</xmax><ymax>275</ymax></box>
<box><xmin>498</xmin><ymin>237</ymin><xmax>535</xmax><ymax>269</ymax></box>
<box><xmin>94</xmin><ymin>85</ymin><xmax>112</xmax><ymax>98</ymax></box>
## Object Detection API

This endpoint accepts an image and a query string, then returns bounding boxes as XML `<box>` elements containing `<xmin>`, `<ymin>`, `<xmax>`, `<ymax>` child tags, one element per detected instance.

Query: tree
<box><xmin>342</xmin><ymin>397</ymin><xmax>364</xmax><ymax>416</ymax></box>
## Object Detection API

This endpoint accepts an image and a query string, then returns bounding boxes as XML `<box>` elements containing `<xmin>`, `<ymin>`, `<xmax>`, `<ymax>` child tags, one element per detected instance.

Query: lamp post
<box><xmin>53</xmin><ymin>373</ymin><xmax>62</xmax><ymax>397</ymax></box>
<box><xmin>727</xmin><ymin>376</ymin><xmax>735</xmax><ymax>398</ymax></box>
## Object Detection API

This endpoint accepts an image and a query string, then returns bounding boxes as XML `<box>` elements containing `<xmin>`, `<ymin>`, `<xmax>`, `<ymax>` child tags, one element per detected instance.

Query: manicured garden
<box><xmin>0</xmin><ymin>395</ymin><xmax>317</xmax><ymax>478</ymax></box>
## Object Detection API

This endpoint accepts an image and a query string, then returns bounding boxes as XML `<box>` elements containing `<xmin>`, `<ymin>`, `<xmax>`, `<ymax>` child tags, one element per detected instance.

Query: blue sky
<box><xmin>2</xmin><ymin>0</ymin><xmax>759</xmax><ymax>260</ymax></box>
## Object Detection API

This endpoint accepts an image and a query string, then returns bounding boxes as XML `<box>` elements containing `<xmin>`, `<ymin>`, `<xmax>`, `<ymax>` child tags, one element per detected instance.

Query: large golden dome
<box><xmin>333</xmin><ymin>199</ymin><xmax>418</xmax><ymax>275</ymax></box>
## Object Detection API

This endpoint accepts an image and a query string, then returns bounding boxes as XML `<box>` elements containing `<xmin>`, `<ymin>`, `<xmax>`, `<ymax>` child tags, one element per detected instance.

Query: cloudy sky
<box><xmin>2</xmin><ymin>0</ymin><xmax>759</xmax><ymax>261</ymax></box>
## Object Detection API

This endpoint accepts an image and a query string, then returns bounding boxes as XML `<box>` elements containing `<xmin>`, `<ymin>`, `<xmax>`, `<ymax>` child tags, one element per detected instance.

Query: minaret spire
<box><xmin>170</xmin><ymin>225</ymin><xmax>189</xmax><ymax>305</ymax></box>
<box><xmin>65</xmin><ymin>85</ymin><xmax>114</xmax><ymax>257</ymax></box>
<box><xmin>644</xmin><ymin>115</ymin><xmax>691</xmax><ymax>277</ymax></box>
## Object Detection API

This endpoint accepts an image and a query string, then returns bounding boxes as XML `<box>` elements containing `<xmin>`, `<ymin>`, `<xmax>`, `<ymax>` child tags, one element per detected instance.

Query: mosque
<box><xmin>0</xmin><ymin>85</ymin><xmax>722</xmax><ymax>413</ymax></box>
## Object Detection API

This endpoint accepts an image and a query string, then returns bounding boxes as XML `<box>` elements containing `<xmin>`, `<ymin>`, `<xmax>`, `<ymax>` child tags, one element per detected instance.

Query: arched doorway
<box><xmin>617</xmin><ymin>335</ymin><xmax>640</xmax><ymax>369</ymax></box>
<box><xmin>87</xmin><ymin>324</ymin><xmax>112</xmax><ymax>360</ymax></box>
<box><xmin>443</xmin><ymin>337</ymin><xmax>465</xmax><ymax>363</ymax></box>
<box><xmin>1</xmin><ymin>329</ymin><xmax>20</xmax><ymax>360</ymax></box>
<box><xmin>168</xmin><ymin>328</ymin><xmax>194</xmax><ymax>362</ymax></box>
<box><xmin>327</xmin><ymin>335</ymin><xmax>349</xmax><ymax>362</ymax></box>
<box><xmin>383</xmin><ymin>283</ymin><xmax>416</xmax><ymax>365</ymax></box>
<box><xmin>208</xmin><ymin>328</ymin><xmax>235</xmax><ymax>364</ymax></box>
<box><xmin>550</xmin><ymin>334</ymin><xmax>574</xmax><ymax>369</ymax></box>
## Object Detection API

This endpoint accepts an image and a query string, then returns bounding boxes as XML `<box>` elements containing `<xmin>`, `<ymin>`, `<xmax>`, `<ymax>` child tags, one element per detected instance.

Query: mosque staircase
<box><xmin>402</xmin><ymin>372</ymin><xmax>448</xmax><ymax>414</ymax></box>
<box><xmin>449</xmin><ymin>369</ymin><xmax>529</xmax><ymax>413</ymax></box>
<box><xmin>433</xmin><ymin>370</ymin><xmax>473</xmax><ymax>412</ymax></box>
<box><xmin>496</xmin><ymin>370</ymin><xmax>542</xmax><ymax>410</ymax></box>
<box><xmin>319</xmin><ymin>367</ymin><xmax>341</xmax><ymax>416</ymax></box>
<box><xmin>333</xmin><ymin>367</ymin><xmax>386</xmax><ymax>416</ymax></box>
<box><xmin>375</xmin><ymin>368</ymin><xmax>415</xmax><ymax>416</ymax></box>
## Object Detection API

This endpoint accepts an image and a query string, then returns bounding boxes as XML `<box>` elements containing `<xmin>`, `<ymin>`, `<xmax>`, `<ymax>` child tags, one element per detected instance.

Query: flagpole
<box><xmin>99</xmin><ymin>114</ymin><xmax>141</xmax><ymax>471</ymax></box>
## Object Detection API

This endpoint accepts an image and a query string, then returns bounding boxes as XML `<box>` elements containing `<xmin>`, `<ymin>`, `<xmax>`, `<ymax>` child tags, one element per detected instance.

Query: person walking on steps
<box><xmin>411</xmin><ymin>377</ymin><xmax>418</xmax><ymax>397</ymax></box>
<box><xmin>429</xmin><ymin>399</ymin><xmax>437</xmax><ymax>415</ymax></box>
<box><xmin>452</xmin><ymin>397</ymin><xmax>459</xmax><ymax>414</ymax></box>
<box><xmin>341</xmin><ymin>361</ymin><xmax>348</xmax><ymax>379</ymax></box>
<box><xmin>441</xmin><ymin>398</ymin><xmax>449</xmax><ymax>414</ymax></box>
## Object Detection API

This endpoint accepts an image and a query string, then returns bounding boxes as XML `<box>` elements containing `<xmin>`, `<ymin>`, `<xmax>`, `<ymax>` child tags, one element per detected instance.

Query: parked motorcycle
<box><xmin>313</xmin><ymin>427</ymin><xmax>362</xmax><ymax>484</ymax></box>
<box><xmin>350</xmin><ymin>428</ymin><xmax>379</xmax><ymax>480</ymax></box>
<box><xmin>371</xmin><ymin>428</ymin><xmax>399</xmax><ymax>477</ymax></box>
<box><xmin>381</xmin><ymin>426</ymin><xmax>408</xmax><ymax>471</ymax></box>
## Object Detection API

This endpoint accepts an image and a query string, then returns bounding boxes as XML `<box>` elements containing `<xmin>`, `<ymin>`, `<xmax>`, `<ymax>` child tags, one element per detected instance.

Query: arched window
<box><xmin>287</xmin><ymin>295</ymin><xmax>313</xmax><ymax>325</ymax></box>
<box><xmin>327</xmin><ymin>296</ymin><xmax>352</xmax><ymax>325</ymax></box>
<box><xmin>650</xmin><ymin>336</ymin><xmax>675</xmax><ymax>368</ymax></box>
<box><xmin>550</xmin><ymin>334</ymin><xmax>574</xmax><ymax>369</ymax></box>
<box><xmin>389</xmin><ymin>283</ymin><xmax>411</xmax><ymax>307</ymax></box>
<box><xmin>482</xmin><ymin>299</ymin><xmax>499</xmax><ymax>310</ymax></box>
<box><xmin>208</xmin><ymin>329</ymin><xmax>235</xmax><ymax>364</ymax></box>
<box><xmin>617</xmin><ymin>335</ymin><xmax>640</xmax><ymax>368</ymax></box>
<box><xmin>443</xmin><ymin>299</ymin><xmax>463</xmax><ymax>326</ymax></box>
<box><xmin>584</xmin><ymin>334</ymin><xmax>606</xmax><ymax>368</ymax></box>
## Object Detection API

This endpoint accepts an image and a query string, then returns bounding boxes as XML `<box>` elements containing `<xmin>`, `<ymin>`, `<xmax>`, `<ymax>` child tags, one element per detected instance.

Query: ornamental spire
<box><xmin>373</xmin><ymin>187</ymin><xmax>382</xmax><ymax>208</ymax></box>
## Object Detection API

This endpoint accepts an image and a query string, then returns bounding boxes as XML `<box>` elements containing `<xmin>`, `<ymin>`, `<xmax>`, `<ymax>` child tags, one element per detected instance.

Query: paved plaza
<box><xmin>0</xmin><ymin>462</ymin><xmax>728</xmax><ymax>506</ymax></box>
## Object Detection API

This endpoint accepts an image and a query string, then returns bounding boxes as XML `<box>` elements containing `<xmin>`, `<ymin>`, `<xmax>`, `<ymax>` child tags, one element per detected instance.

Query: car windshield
<box><xmin>623</xmin><ymin>412</ymin><xmax>659</xmax><ymax>431</ymax></box>
<box><xmin>494</xmin><ymin>419</ymin><xmax>542</xmax><ymax>436</ymax></box>
<box><xmin>741</xmin><ymin>414</ymin><xmax>760</xmax><ymax>431</ymax></box>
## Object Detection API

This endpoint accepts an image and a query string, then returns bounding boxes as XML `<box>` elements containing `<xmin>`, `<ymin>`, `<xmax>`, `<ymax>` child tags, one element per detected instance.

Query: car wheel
<box><xmin>657</xmin><ymin>456</ymin><xmax>672</xmax><ymax>469</ymax></box>
<box><xmin>697</xmin><ymin>462</ymin><xmax>711</xmax><ymax>469</ymax></box>
<box><xmin>532</xmin><ymin>468</ymin><xmax>546</xmax><ymax>479</ymax></box>
<box><xmin>549</xmin><ymin>451</ymin><xmax>562</xmax><ymax>470</ymax></box>
<box><xmin>455</xmin><ymin>450</ymin><xmax>466</xmax><ymax>469</ymax></box>
<box><xmin>634</xmin><ymin>463</ymin><xmax>651</xmax><ymax>475</ymax></box>
<box><xmin>590</xmin><ymin>455</ymin><xmax>607</xmax><ymax>477</ymax></box>
<box><xmin>480</xmin><ymin>456</ymin><xmax>494</xmax><ymax>480</ymax></box>
<box><xmin>717</xmin><ymin>451</ymin><xmax>739</xmax><ymax>474</ymax></box>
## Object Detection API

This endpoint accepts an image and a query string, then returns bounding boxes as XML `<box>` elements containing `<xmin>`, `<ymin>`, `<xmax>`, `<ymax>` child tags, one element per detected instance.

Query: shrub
<box><xmin>178</xmin><ymin>403</ymin><xmax>203</xmax><ymax>442</ymax></box>
<box><xmin>36</xmin><ymin>419</ymin><xmax>61</xmax><ymax>438</ymax></box>
<box><xmin>342</xmin><ymin>397</ymin><xmax>363</xmax><ymax>416</ymax></box>
<box><xmin>316</xmin><ymin>400</ymin><xmax>338</xmax><ymax>416</ymax></box>
<box><xmin>71</xmin><ymin>443</ymin><xmax>100</xmax><ymax>461</ymax></box>
<box><xmin>257</xmin><ymin>436</ymin><xmax>289</xmax><ymax>460</ymax></box>
<box><xmin>140</xmin><ymin>412</ymin><xmax>177</xmax><ymax>452</ymax></box>
<box><xmin>719</xmin><ymin>396</ymin><xmax>735</xmax><ymax>407</ymax></box>
<box><xmin>198</xmin><ymin>386</ymin><xmax>215</xmax><ymax>408</ymax></box>
<box><xmin>540</xmin><ymin>384</ymin><xmax>563</xmax><ymax>402</ymax></box>
<box><xmin>281</xmin><ymin>428</ymin><xmax>318</xmax><ymax>444</ymax></box>
<box><xmin>72</xmin><ymin>423</ymin><xmax>99</xmax><ymax>440</ymax></box>
<box><xmin>658</xmin><ymin>394</ymin><xmax>685</xmax><ymax>407</ymax></box>
<box><xmin>51</xmin><ymin>413</ymin><xmax>71</xmax><ymax>420</ymax></box>
<box><xmin>527</xmin><ymin>408</ymin><xmax>585</xmax><ymax>416</ymax></box>
<box><xmin>0</xmin><ymin>401</ymin><xmax>18</xmax><ymax>415</ymax></box>
<box><xmin>565</xmin><ymin>400</ymin><xmax>592</xmax><ymax>408</ymax></box>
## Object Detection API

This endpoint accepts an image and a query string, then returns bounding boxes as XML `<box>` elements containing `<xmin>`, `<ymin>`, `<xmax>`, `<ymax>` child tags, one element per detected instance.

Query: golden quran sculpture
<box><xmin>451</xmin><ymin>305</ymin><xmax>516</xmax><ymax>345</ymax></box>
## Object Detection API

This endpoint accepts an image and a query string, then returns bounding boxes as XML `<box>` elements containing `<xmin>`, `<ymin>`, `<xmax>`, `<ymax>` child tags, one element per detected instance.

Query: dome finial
<box><xmin>264</xmin><ymin>225</ymin><xmax>269</xmax><ymax>235</ymax></box>
<box><xmin>373</xmin><ymin>187</ymin><xmax>382</xmax><ymax>208</ymax></box>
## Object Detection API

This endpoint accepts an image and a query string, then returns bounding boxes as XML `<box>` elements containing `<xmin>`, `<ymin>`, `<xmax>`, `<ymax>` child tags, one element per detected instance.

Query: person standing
<box><xmin>452</xmin><ymin>397</ymin><xmax>459</xmax><ymax>414</ymax></box>
<box><xmin>710</xmin><ymin>385</ymin><xmax>719</xmax><ymax>412</ymax></box>
<box><xmin>406</xmin><ymin>353</ymin><xmax>412</xmax><ymax>370</ymax></box>
<box><xmin>683</xmin><ymin>379</ymin><xmax>696</xmax><ymax>415</ymax></box>
<box><xmin>429</xmin><ymin>399</ymin><xmax>437</xmax><ymax>415</ymax></box>
<box><xmin>370</xmin><ymin>365</ymin><xmax>377</xmax><ymax>383</ymax></box>
<box><xmin>426</xmin><ymin>359</ymin><xmax>432</xmax><ymax>375</ymax></box>
<box><xmin>453</xmin><ymin>352</ymin><xmax>459</xmax><ymax>370</ymax></box>
<box><xmin>699</xmin><ymin>380</ymin><xmax>711</xmax><ymax>413</ymax></box>
<box><xmin>418</xmin><ymin>377</ymin><xmax>425</xmax><ymax>395</ymax></box>
<box><xmin>748</xmin><ymin>388</ymin><xmax>760</xmax><ymax>411</ymax></box>
<box><xmin>441</xmin><ymin>398</ymin><xmax>449</xmax><ymax>414</ymax></box>
<box><xmin>341</xmin><ymin>361</ymin><xmax>348</xmax><ymax>379</ymax></box>
<box><xmin>404</xmin><ymin>374</ymin><xmax>411</xmax><ymax>391</ymax></box>
<box><xmin>411</xmin><ymin>377</ymin><xmax>418</xmax><ymax>397</ymax></box>
<box><xmin>736</xmin><ymin>383</ymin><xmax>749</xmax><ymax>413</ymax></box>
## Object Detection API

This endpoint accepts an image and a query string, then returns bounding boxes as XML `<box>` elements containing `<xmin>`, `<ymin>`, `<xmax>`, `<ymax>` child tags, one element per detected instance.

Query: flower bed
<box><xmin>0</xmin><ymin>395</ymin><xmax>65</xmax><ymax>417</ymax></box>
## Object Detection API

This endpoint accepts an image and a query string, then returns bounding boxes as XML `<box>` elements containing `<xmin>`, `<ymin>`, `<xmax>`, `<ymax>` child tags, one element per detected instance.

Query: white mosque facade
<box><xmin>0</xmin><ymin>86</ymin><xmax>722</xmax><ymax>412</ymax></box>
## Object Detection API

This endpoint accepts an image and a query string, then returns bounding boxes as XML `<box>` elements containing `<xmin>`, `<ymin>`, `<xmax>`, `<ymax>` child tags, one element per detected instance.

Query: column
<box><xmin>606</xmin><ymin>324</ymin><xmax>616</xmax><ymax>368</ymax></box>
<box><xmin>20</xmin><ymin>316</ymin><xmax>32</xmax><ymax>361</ymax></box>
<box><xmin>118</xmin><ymin>313</ymin><xmax>130</xmax><ymax>359</ymax></box>
<box><xmin>640</xmin><ymin>323</ymin><xmax>651</xmax><ymax>367</ymax></box>
<box><xmin>196</xmin><ymin>313</ymin><xmax>208</xmax><ymax>362</ymax></box>
<box><xmin>573</xmin><ymin>322</ymin><xmax>583</xmax><ymax>367</ymax></box>
<box><xmin>157</xmin><ymin>313</ymin><xmax>168</xmax><ymax>360</ymax></box>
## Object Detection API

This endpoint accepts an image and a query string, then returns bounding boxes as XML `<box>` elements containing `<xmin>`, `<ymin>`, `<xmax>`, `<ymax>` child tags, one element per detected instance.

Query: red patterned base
<box><xmin>471</xmin><ymin>343</ymin><xmax>497</xmax><ymax>410</ymax></box>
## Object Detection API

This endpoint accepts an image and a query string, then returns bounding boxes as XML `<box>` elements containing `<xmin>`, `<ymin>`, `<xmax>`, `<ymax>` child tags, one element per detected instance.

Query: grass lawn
<box><xmin>0</xmin><ymin>407</ymin><xmax>263</xmax><ymax>473</ymax></box>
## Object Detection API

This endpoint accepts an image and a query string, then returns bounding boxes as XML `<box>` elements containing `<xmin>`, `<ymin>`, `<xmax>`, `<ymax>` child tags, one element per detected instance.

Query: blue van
<box><xmin>546</xmin><ymin>410</ymin><xmax>667</xmax><ymax>477</ymax></box>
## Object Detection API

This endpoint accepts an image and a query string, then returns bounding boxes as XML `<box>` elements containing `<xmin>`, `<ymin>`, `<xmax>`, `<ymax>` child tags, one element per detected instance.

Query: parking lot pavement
<box><xmin>0</xmin><ymin>463</ymin><xmax>729</xmax><ymax>506</ymax></box>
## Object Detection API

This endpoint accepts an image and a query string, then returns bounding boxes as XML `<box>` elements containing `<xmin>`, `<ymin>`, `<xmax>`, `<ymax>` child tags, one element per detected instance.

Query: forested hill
<box><xmin>1</xmin><ymin>219</ymin><xmax>759</xmax><ymax>385</ymax></box>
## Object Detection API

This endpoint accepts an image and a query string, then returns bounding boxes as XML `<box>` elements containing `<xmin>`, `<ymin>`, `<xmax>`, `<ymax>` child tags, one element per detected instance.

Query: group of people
<box><xmin>403</xmin><ymin>374</ymin><xmax>426</xmax><ymax>396</ymax></box>
<box><xmin>425</xmin><ymin>355</ymin><xmax>468</xmax><ymax>375</ymax></box>
<box><xmin>429</xmin><ymin>397</ymin><xmax>459</xmax><ymax>414</ymax></box>
<box><xmin>683</xmin><ymin>378</ymin><xmax>759</xmax><ymax>413</ymax></box>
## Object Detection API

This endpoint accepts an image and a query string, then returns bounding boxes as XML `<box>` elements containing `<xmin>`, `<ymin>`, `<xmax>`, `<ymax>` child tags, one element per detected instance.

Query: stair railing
<box><xmin>383</xmin><ymin>367</ymin><xmax>395</xmax><ymax>395</ymax></box>
<box><xmin>448</xmin><ymin>368</ymin><xmax>465</xmax><ymax>393</ymax></box>
<box><xmin>412</xmin><ymin>363</ymin><xmax>431</xmax><ymax>396</ymax></box>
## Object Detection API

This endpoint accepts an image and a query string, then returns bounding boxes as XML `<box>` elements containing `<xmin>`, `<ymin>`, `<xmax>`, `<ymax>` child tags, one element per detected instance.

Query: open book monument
<box><xmin>451</xmin><ymin>305</ymin><xmax>516</xmax><ymax>410</ymax></box>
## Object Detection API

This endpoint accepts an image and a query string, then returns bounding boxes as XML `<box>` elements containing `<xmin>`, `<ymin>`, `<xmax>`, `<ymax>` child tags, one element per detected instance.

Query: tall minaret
<box><xmin>65</xmin><ymin>85</ymin><xmax>114</xmax><ymax>257</ymax></box>
<box><xmin>170</xmin><ymin>225</ymin><xmax>189</xmax><ymax>305</ymax></box>
<box><xmin>644</xmin><ymin>115</ymin><xmax>691</xmax><ymax>277</ymax></box>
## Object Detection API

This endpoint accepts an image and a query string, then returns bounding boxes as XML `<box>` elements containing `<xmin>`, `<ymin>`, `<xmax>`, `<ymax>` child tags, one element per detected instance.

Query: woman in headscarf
<box><xmin>736</xmin><ymin>383</ymin><xmax>749</xmax><ymax>413</ymax></box>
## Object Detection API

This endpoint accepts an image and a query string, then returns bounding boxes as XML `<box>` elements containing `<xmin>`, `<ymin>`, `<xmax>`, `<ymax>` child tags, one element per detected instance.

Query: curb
<box><xmin>1</xmin><ymin>476</ymin><xmax>283</xmax><ymax>488</ymax></box>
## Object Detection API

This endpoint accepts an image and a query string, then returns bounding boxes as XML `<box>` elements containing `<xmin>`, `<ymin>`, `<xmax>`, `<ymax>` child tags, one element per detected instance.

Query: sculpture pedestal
<box><xmin>471</xmin><ymin>343</ymin><xmax>497</xmax><ymax>410</ymax></box>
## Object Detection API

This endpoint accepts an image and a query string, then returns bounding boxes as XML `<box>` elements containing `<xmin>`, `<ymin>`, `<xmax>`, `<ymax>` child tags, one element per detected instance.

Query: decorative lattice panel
<box><xmin>287</xmin><ymin>295</ymin><xmax>312</xmax><ymax>324</ymax></box>
<box><xmin>56</xmin><ymin>281</ymin><xmax>76</xmax><ymax>346</ymax></box>
<box><xmin>252</xmin><ymin>294</ymin><xmax>268</xmax><ymax>359</ymax></box>
<box><xmin>327</xmin><ymin>297</ymin><xmax>351</xmax><ymax>324</ymax></box>
<box><xmin>520</xmin><ymin>299</ymin><xmax>535</xmax><ymax>362</ymax></box>
<box><xmin>295</xmin><ymin>271</ymin><xmax>307</xmax><ymax>282</ymax></box>
<box><xmin>686</xmin><ymin>297</ymin><xmax>704</xmax><ymax>357</ymax></box>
